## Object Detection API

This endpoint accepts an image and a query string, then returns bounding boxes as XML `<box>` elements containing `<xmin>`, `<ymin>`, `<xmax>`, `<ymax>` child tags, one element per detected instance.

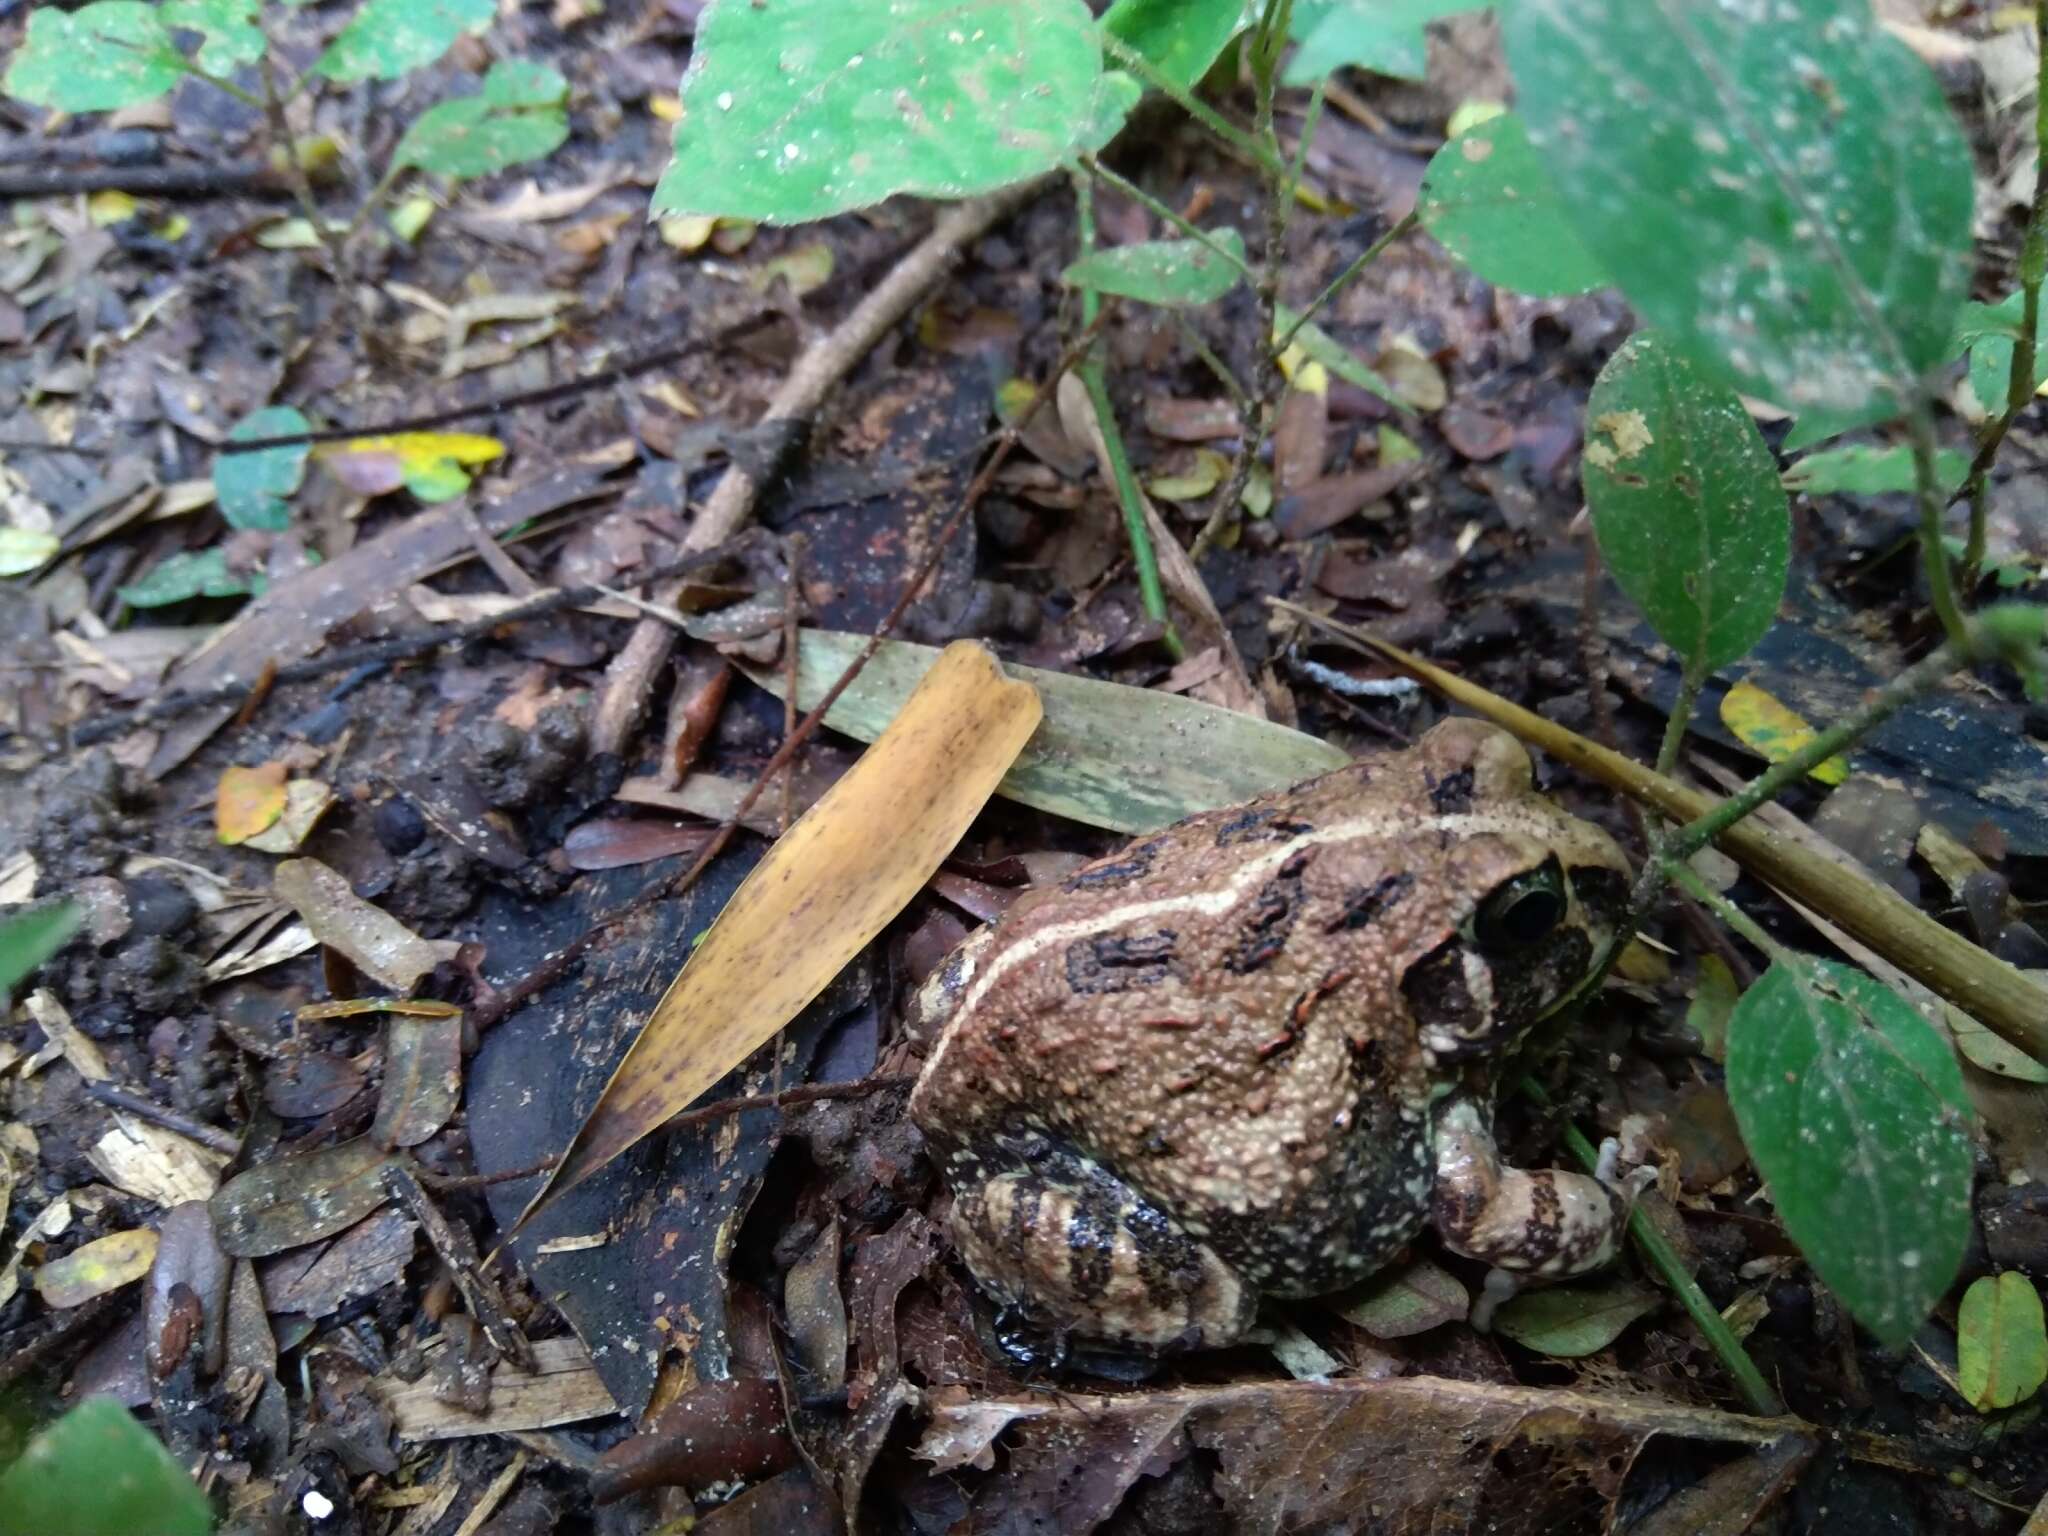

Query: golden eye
<box><xmin>1474</xmin><ymin>860</ymin><xmax>1567</xmax><ymax>952</ymax></box>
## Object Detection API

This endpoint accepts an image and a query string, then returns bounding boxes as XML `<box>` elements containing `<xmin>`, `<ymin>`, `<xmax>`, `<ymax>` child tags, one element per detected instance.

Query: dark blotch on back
<box><xmin>1427</xmin><ymin>765</ymin><xmax>1476</xmax><ymax>814</ymax></box>
<box><xmin>1065</xmin><ymin>839</ymin><xmax>1162</xmax><ymax>892</ymax></box>
<box><xmin>1326</xmin><ymin>871</ymin><xmax>1415</xmax><ymax>932</ymax></box>
<box><xmin>1223</xmin><ymin>854</ymin><xmax>1315</xmax><ymax>974</ymax></box>
<box><xmin>1215</xmin><ymin>807</ymin><xmax>1316</xmax><ymax>847</ymax></box>
<box><xmin>1066</xmin><ymin>931</ymin><xmax>1179</xmax><ymax>994</ymax></box>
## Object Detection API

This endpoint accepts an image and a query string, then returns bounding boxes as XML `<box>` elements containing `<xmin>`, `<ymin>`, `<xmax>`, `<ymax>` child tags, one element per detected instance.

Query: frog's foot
<box><xmin>1430</xmin><ymin>1099</ymin><xmax>1652</xmax><ymax>1319</ymax></box>
<box><xmin>945</xmin><ymin>1137</ymin><xmax>1256</xmax><ymax>1353</ymax></box>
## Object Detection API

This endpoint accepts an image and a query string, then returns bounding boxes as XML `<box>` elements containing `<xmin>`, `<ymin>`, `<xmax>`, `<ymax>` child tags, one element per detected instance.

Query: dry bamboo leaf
<box><xmin>272</xmin><ymin>859</ymin><xmax>460</xmax><ymax>992</ymax></box>
<box><xmin>372</xmin><ymin>1335</ymin><xmax>616</xmax><ymax>1440</ymax></box>
<box><xmin>34</xmin><ymin>1227</ymin><xmax>159</xmax><ymax>1306</ymax></box>
<box><xmin>528</xmin><ymin>641</ymin><xmax>1042</xmax><ymax>1213</ymax></box>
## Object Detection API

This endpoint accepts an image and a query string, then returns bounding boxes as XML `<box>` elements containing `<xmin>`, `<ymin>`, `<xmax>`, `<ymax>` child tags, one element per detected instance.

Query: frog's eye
<box><xmin>1474</xmin><ymin>860</ymin><xmax>1567</xmax><ymax>952</ymax></box>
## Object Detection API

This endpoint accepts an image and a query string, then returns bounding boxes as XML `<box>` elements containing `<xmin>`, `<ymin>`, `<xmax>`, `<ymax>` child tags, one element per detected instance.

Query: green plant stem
<box><xmin>1527</xmin><ymin>1086</ymin><xmax>1785</xmax><ymax>1418</ymax></box>
<box><xmin>258</xmin><ymin>54</ymin><xmax>345</xmax><ymax>281</ymax></box>
<box><xmin>1101</xmin><ymin>33</ymin><xmax>1289</xmax><ymax>179</ymax></box>
<box><xmin>342</xmin><ymin>163</ymin><xmax>402</xmax><ymax>241</ymax></box>
<box><xmin>1076</xmin><ymin>156</ymin><xmax>1255</xmax><ymax>279</ymax></box>
<box><xmin>1070</xmin><ymin>169</ymin><xmax>1181</xmax><ymax>658</ymax></box>
<box><xmin>1664</xmin><ymin>860</ymin><xmax>1784</xmax><ymax>959</ymax></box>
<box><xmin>1908</xmin><ymin>405</ymin><xmax>1972</xmax><ymax>648</ymax></box>
<box><xmin>1274</xmin><ymin>211</ymin><xmax>1418</xmax><ymax>354</ymax></box>
<box><xmin>1171</xmin><ymin>313</ymin><xmax>1252</xmax><ymax>408</ymax></box>
<box><xmin>1958</xmin><ymin>0</ymin><xmax>2048</xmax><ymax>595</ymax></box>
<box><xmin>1654</xmin><ymin>659</ymin><xmax>1705</xmax><ymax>780</ymax></box>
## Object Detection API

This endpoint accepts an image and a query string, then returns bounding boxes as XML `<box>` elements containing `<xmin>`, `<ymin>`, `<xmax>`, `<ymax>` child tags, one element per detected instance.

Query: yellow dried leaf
<box><xmin>659</xmin><ymin>214</ymin><xmax>717</xmax><ymax>252</ymax></box>
<box><xmin>87</xmin><ymin>190</ymin><xmax>139</xmax><ymax>226</ymax></box>
<box><xmin>34</xmin><ymin>1228</ymin><xmax>159</xmax><ymax>1307</ymax></box>
<box><xmin>649</xmin><ymin>93</ymin><xmax>683</xmax><ymax>122</ymax></box>
<box><xmin>216</xmin><ymin>762</ymin><xmax>288</xmax><ymax>845</ymax></box>
<box><xmin>1719</xmin><ymin>680</ymin><xmax>1848</xmax><ymax>786</ymax></box>
<box><xmin>528</xmin><ymin>640</ymin><xmax>1042</xmax><ymax>1213</ymax></box>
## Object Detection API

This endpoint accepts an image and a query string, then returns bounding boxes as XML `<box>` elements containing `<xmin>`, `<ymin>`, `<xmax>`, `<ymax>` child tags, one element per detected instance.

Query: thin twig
<box><xmin>80</xmin><ymin>1080</ymin><xmax>240</xmax><ymax>1154</ymax></box>
<box><xmin>0</xmin><ymin>161</ymin><xmax>294</xmax><ymax>200</ymax></box>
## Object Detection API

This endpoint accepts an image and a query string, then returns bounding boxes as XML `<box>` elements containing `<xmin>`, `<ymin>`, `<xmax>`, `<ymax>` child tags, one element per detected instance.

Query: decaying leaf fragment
<box><xmin>272</xmin><ymin>859</ymin><xmax>460</xmax><ymax>992</ymax></box>
<box><xmin>529</xmin><ymin>640</ymin><xmax>1042</xmax><ymax>1212</ymax></box>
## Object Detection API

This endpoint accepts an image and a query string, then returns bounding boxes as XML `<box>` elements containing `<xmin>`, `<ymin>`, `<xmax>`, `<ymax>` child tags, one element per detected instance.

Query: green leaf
<box><xmin>0</xmin><ymin>903</ymin><xmax>81</xmax><ymax>1000</ymax></box>
<box><xmin>215</xmin><ymin>406</ymin><xmax>310</xmax><ymax>531</ymax></box>
<box><xmin>1503</xmin><ymin>0</ymin><xmax>1974</xmax><ymax>422</ymax></box>
<box><xmin>391</xmin><ymin>60</ymin><xmax>569</xmax><ymax>180</ymax></box>
<box><xmin>1725</xmin><ymin>957</ymin><xmax>1975</xmax><ymax>1350</ymax></box>
<box><xmin>1782</xmin><ymin>443</ymin><xmax>1967</xmax><ymax>498</ymax></box>
<box><xmin>116</xmin><ymin>547</ymin><xmax>261</xmax><ymax>608</ymax></box>
<box><xmin>4</xmin><ymin>3</ymin><xmax>185</xmax><ymax>113</ymax></box>
<box><xmin>1584</xmin><ymin>330</ymin><xmax>1790</xmax><ymax>674</ymax></box>
<box><xmin>1493</xmin><ymin>1278</ymin><xmax>1663</xmax><ymax>1358</ymax></box>
<box><xmin>313</xmin><ymin>0</ymin><xmax>495</xmax><ymax>83</ymax></box>
<box><xmin>0</xmin><ymin>527</ymin><xmax>59</xmax><ymax>577</ymax></box>
<box><xmin>1103</xmin><ymin>0</ymin><xmax>1248</xmax><ymax>90</ymax></box>
<box><xmin>1958</xmin><ymin>1272</ymin><xmax>2048</xmax><ymax>1412</ymax></box>
<box><xmin>1080</xmin><ymin>70</ymin><xmax>1144</xmax><ymax>153</ymax></box>
<box><xmin>1417</xmin><ymin>111</ymin><xmax>1604</xmax><ymax>298</ymax></box>
<box><xmin>1964</xmin><ymin>292</ymin><xmax>2048</xmax><ymax>417</ymax></box>
<box><xmin>740</xmin><ymin>631</ymin><xmax>1350</xmax><ymax>834</ymax></box>
<box><xmin>1274</xmin><ymin>307</ymin><xmax>1401</xmax><ymax>407</ymax></box>
<box><xmin>160</xmin><ymin>0</ymin><xmax>263</xmax><ymax>73</ymax></box>
<box><xmin>652</xmin><ymin>0</ymin><xmax>1101</xmax><ymax>223</ymax></box>
<box><xmin>1328</xmin><ymin>1257</ymin><xmax>1469</xmax><ymax>1338</ymax></box>
<box><xmin>1781</xmin><ymin>403</ymin><xmax>1899</xmax><ymax>454</ymax></box>
<box><xmin>1285</xmin><ymin>0</ymin><xmax>1477</xmax><ymax>85</ymax></box>
<box><xmin>0</xmin><ymin>1397</ymin><xmax>211</xmax><ymax>1536</ymax></box>
<box><xmin>1062</xmin><ymin>230</ymin><xmax>1246</xmax><ymax>306</ymax></box>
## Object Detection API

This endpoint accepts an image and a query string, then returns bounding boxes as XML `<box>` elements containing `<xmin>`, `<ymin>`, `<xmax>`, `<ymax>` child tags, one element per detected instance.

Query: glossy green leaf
<box><xmin>160</xmin><ymin>0</ymin><xmax>263</xmax><ymax>72</ymax></box>
<box><xmin>215</xmin><ymin>407</ymin><xmax>310</xmax><ymax>531</ymax></box>
<box><xmin>1963</xmin><ymin>292</ymin><xmax>2048</xmax><ymax>417</ymax></box>
<box><xmin>0</xmin><ymin>1398</ymin><xmax>210</xmax><ymax>1536</ymax></box>
<box><xmin>1285</xmin><ymin>0</ymin><xmax>1477</xmax><ymax>84</ymax></box>
<box><xmin>0</xmin><ymin>903</ymin><xmax>80</xmax><ymax>1000</ymax></box>
<box><xmin>740</xmin><ymin>631</ymin><xmax>1350</xmax><ymax>834</ymax></box>
<box><xmin>1062</xmin><ymin>230</ymin><xmax>1246</xmax><ymax>306</ymax></box>
<box><xmin>1584</xmin><ymin>331</ymin><xmax>1789</xmax><ymax>674</ymax></box>
<box><xmin>1782</xmin><ymin>443</ymin><xmax>1966</xmax><ymax>498</ymax></box>
<box><xmin>1493</xmin><ymin>1278</ymin><xmax>1663</xmax><ymax>1358</ymax></box>
<box><xmin>1503</xmin><ymin>0</ymin><xmax>1974</xmax><ymax>421</ymax></box>
<box><xmin>116</xmin><ymin>547</ymin><xmax>261</xmax><ymax>608</ymax></box>
<box><xmin>652</xmin><ymin>0</ymin><xmax>1100</xmax><ymax>223</ymax></box>
<box><xmin>391</xmin><ymin>59</ymin><xmax>569</xmax><ymax>180</ymax></box>
<box><xmin>4</xmin><ymin>3</ymin><xmax>185</xmax><ymax>113</ymax></box>
<box><xmin>1958</xmin><ymin>1272</ymin><xmax>2048</xmax><ymax>1412</ymax></box>
<box><xmin>1274</xmin><ymin>306</ymin><xmax>1401</xmax><ymax>407</ymax></box>
<box><xmin>1103</xmin><ymin>0</ymin><xmax>1248</xmax><ymax>90</ymax></box>
<box><xmin>1725</xmin><ymin>957</ymin><xmax>1974</xmax><ymax>1350</ymax></box>
<box><xmin>1328</xmin><ymin>1257</ymin><xmax>1468</xmax><ymax>1338</ymax></box>
<box><xmin>1081</xmin><ymin>70</ymin><xmax>1144</xmax><ymax>153</ymax></box>
<box><xmin>314</xmin><ymin>0</ymin><xmax>494</xmax><ymax>83</ymax></box>
<box><xmin>1417</xmin><ymin>111</ymin><xmax>1604</xmax><ymax>298</ymax></box>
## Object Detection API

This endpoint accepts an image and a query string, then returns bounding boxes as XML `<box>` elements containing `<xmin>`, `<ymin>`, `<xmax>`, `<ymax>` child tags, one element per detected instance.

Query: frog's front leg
<box><xmin>1429</xmin><ymin>1094</ymin><xmax>1650</xmax><ymax>1328</ymax></box>
<box><xmin>940</xmin><ymin>1132</ymin><xmax>1256</xmax><ymax>1353</ymax></box>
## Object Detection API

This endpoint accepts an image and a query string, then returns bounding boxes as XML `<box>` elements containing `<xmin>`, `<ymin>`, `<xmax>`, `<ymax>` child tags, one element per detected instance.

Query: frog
<box><xmin>906</xmin><ymin>716</ymin><xmax>1650</xmax><ymax>1354</ymax></box>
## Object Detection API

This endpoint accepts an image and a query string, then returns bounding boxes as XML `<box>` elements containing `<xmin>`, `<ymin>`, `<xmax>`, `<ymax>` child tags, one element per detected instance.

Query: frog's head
<box><xmin>1391</xmin><ymin>718</ymin><xmax>1631</xmax><ymax>1066</ymax></box>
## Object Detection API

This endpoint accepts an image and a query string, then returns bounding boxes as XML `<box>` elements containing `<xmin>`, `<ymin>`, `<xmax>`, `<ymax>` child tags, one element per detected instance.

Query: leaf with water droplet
<box><xmin>653</xmin><ymin>0</ymin><xmax>1101</xmax><ymax>223</ymax></box>
<box><xmin>1726</xmin><ymin>956</ymin><xmax>1973</xmax><ymax>1350</ymax></box>
<box><xmin>1584</xmin><ymin>331</ymin><xmax>1788</xmax><ymax>674</ymax></box>
<box><xmin>1503</xmin><ymin>0</ymin><xmax>1974</xmax><ymax>421</ymax></box>
<box><xmin>1062</xmin><ymin>230</ymin><xmax>1246</xmax><ymax>306</ymax></box>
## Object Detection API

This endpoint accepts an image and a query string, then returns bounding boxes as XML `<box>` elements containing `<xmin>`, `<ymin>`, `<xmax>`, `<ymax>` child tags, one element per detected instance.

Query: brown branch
<box><xmin>80</xmin><ymin>1080</ymin><xmax>240</xmax><ymax>1154</ymax></box>
<box><xmin>590</xmin><ymin>180</ymin><xmax>1048</xmax><ymax>757</ymax></box>
<box><xmin>0</xmin><ymin>161</ymin><xmax>293</xmax><ymax>201</ymax></box>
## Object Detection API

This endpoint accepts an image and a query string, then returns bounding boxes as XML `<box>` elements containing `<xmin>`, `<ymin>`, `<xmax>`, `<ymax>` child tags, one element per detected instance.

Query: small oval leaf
<box><xmin>208</xmin><ymin>1136</ymin><xmax>395</xmax><ymax>1258</ymax></box>
<box><xmin>1725</xmin><ymin>957</ymin><xmax>1974</xmax><ymax>1350</ymax></box>
<box><xmin>1062</xmin><ymin>231</ymin><xmax>1247</xmax><ymax>307</ymax></box>
<box><xmin>216</xmin><ymin>406</ymin><xmax>311</xmax><ymax>532</ymax></box>
<box><xmin>1584</xmin><ymin>331</ymin><xmax>1789</xmax><ymax>674</ymax></box>
<box><xmin>1958</xmin><ymin>1272</ymin><xmax>2048</xmax><ymax>1412</ymax></box>
<box><xmin>1492</xmin><ymin>1278</ymin><xmax>1662</xmax><ymax>1357</ymax></box>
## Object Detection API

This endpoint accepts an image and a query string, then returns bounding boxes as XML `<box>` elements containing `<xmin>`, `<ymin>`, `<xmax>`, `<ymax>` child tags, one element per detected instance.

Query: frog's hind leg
<box><xmin>943</xmin><ymin>1134</ymin><xmax>1256</xmax><ymax>1352</ymax></box>
<box><xmin>1429</xmin><ymin>1095</ymin><xmax>1652</xmax><ymax>1328</ymax></box>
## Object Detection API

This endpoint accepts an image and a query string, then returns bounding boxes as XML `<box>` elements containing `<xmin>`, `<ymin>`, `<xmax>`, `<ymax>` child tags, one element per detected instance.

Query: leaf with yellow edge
<box><xmin>34</xmin><ymin>1228</ymin><xmax>158</xmax><ymax>1307</ymax></box>
<box><xmin>216</xmin><ymin>761</ymin><xmax>288</xmax><ymax>845</ymax></box>
<box><xmin>526</xmin><ymin>641</ymin><xmax>1043</xmax><ymax>1216</ymax></box>
<box><xmin>1719</xmin><ymin>680</ymin><xmax>1849</xmax><ymax>787</ymax></box>
<box><xmin>317</xmin><ymin>432</ymin><xmax>505</xmax><ymax>502</ymax></box>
